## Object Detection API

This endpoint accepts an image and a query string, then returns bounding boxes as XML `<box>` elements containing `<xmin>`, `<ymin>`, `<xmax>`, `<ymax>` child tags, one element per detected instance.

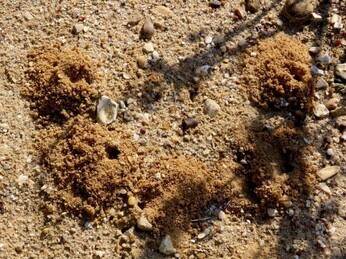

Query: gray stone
<box><xmin>159</xmin><ymin>235</ymin><xmax>176</xmax><ymax>255</ymax></box>
<box><xmin>137</xmin><ymin>215</ymin><xmax>153</xmax><ymax>231</ymax></box>
<box><xmin>203</xmin><ymin>99</ymin><xmax>221</xmax><ymax>118</ymax></box>
<box><xmin>140</xmin><ymin>20</ymin><xmax>155</xmax><ymax>40</ymax></box>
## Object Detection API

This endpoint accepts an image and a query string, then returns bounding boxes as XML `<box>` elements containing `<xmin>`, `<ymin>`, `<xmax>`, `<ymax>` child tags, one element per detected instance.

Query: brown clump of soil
<box><xmin>235</xmin><ymin>120</ymin><xmax>317</xmax><ymax>208</ymax></box>
<box><xmin>39</xmin><ymin>116</ymin><xmax>139</xmax><ymax>218</ymax></box>
<box><xmin>244</xmin><ymin>33</ymin><xmax>314</xmax><ymax>112</ymax></box>
<box><xmin>136</xmin><ymin>156</ymin><xmax>242</xmax><ymax>234</ymax></box>
<box><xmin>22</xmin><ymin>44</ymin><xmax>98</xmax><ymax>124</ymax></box>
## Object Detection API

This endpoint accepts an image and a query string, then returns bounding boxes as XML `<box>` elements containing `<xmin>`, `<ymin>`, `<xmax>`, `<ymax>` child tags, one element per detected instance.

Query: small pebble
<box><xmin>137</xmin><ymin>215</ymin><xmax>153</xmax><ymax>231</ymax></box>
<box><xmin>335</xmin><ymin>63</ymin><xmax>346</xmax><ymax>81</ymax></box>
<box><xmin>72</xmin><ymin>23</ymin><xmax>84</xmax><ymax>34</ymax></box>
<box><xmin>197</xmin><ymin>227</ymin><xmax>212</xmax><ymax>240</ymax></box>
<box><xmin>267</xmin><ymin>208</ymin><xmax>277</xmax><ymax>217</ymax></box>
<box><xmin>315</xmin><ymin>78</ymin><xmax>328</xmax><ymax>89</ymax></box>
<box><xmin>182</xmin><ymin>118</ymin><xmax>199</xmax><ymax>131</ymax></box>
<box><xmin>326</xmin><ymin>148</ymin><xmax>334</xmax><ymax>156</ymax></box>
<box><xmin>311</xmin><ymin>66</ymin><xmax>324</xmax><ymax>76</ymax></box>
<box><xmin>209</xmin><ymin>0</ymin><xmax>222</xmax><ymax>8</ymax></box>
<box><xmin>203</xmin><ymin>99</ymin><xmax>221</xmax><ymax>118</ymax></box>
<box><xmin>159</xmin><ymin>235</ymin><xmax>176</xmax><ymax>255</ymax></box>
<box><xmin>316</xmin><ymin>54</ymin><xmax>331</xmax><ymax>64</ymax></box>
<box><xmin>140</xmin><ymin>20</ymin><xmax>155</xmax><ymax>40</ymax></box>
<box><xmin>324</xmin><ymin>98</ymin><xmax>339</xmax><ymax>110</ymax></box>
<box><xmin>316</xmin><ymin>166</ymin><xmax>340</xmax><ymax>180</ymax></box>
<box><xmin>245</xmin><ymin>0</ymin><xmax>261</xmax><ymax>13</ymax></box>
<box><xmin>313</xmin><ymin>104</ymin><xmax>329</xmax><ymax>118</ymax></box>
<box><xmin>318</xmin><ymin>183</ymin><xmax>332</xmax><ymax>195</ymax></box>
<box><xmin>309</xmin><ymin>46</ymin><xmax>321</xmax><ymax>54</ymax></box>
<box><xmin>205</xmin><ymin>35</ymin><xmax>213</xmax><ymax>44</ymax></box>
<box><xmin>16</xmin><ymin>174</ymin><xmax>29</xmax><ymax>186</ymax></box>
<box><xmin>23</xmin><ymin>11</ymin><xmax>34</xmax><ymax>20</ymax></box>
<box><xmin>137</xmin><ymin>56</ymin><xmax>148</xmax><ymax>69</ymax></box>
<box><xmin>143</xmin><ymin>42</ymin><xmax>154</xmax><ymax>53</ymax></box>
<box><xmin>128</xmin><ymin>196</ymin><xmax>137</xmax><ymax>206</ymax></box>
<box><xmin>218</xmin><ymin>210</ymin><xmax>226</xmax><ymax>220</ymax></box>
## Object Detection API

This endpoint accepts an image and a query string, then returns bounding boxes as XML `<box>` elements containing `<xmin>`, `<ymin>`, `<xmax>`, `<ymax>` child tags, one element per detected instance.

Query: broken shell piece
<box><xmin>97</xmin><ymin>96</ymin><xmax>119</xmax><ymax>125</ymax></box>
<box><xmin>282</xmin><ymin>0</ymin><xmax>314</xmax><ymax>23</ymax></box>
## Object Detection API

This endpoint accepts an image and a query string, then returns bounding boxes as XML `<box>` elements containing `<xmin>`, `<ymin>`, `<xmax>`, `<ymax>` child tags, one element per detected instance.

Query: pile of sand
<box><xmin>244</xmin><ymin>33</ymin><xmax>314</xmax><ymax>112</ymax></box>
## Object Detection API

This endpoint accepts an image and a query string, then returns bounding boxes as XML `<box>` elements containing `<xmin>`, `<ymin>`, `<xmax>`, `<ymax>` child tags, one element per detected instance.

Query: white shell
<box><xmin>97</xmin><ymin>96</ymin><xmax>119</xmax><ymax>125</ymax></box>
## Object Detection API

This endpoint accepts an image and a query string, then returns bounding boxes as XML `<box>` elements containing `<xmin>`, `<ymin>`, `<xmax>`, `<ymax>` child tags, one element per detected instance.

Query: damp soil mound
<box><xmin>22</xmin><ymin>44</ymin><xmax>98</xmax><ymax>124</ymax></box>
<box><xmin>39</xmin><ymin>116</ymin><xmax>139</xmax><ymax>218</ymax></box>
<box><xmin>136</xmin><ymin>156</ymin><xmax>242</xmax><ymax>234</ymax></box>
<box><xmin>244</xmin><ymin>33</ymin><xmax>314</xmax><ymax>112</ymax></box>
<box><xmin>232</xmin><ymin>120</ymin><xmax>317</xmax><ymax>208</ymax></box>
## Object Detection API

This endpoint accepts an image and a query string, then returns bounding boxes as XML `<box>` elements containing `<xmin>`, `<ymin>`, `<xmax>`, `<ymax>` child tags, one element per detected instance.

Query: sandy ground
<box><xmin>0</xmin><ymin>0</ymin><xmax>345</xmax><ymax>258</ymax></box>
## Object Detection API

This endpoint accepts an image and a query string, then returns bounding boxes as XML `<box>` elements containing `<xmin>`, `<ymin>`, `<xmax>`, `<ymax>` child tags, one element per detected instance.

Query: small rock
<box><xmin>140</xmin><ymin>20</ymin><xmax>155</xmax><ymax>40</ymax></box>
<box><xmin>159</xmin><ymin>235</ymin><xmax>176</xmax><ymax>255</ymax></box>
<box><xmin>318</xmin><ymin>183</ymin><xmax>332</xmax><ymax>195</ymax></box>
<box><xmin>72</xmin><ymin>23</ymin><xmax>84</xmax><ymax>34</ymax></box>
<box><xmin>335</xmin><ymin>63</ymin><xmax>346</xmax><ymax>81</ymax></box>
<box><xmin>97</xmin><ymin>96</ymin><xmax>119</xmax><ymax>125</ymax></box>
<box><xmin>153</xmin><ymin>5</ymin><xmax>173</xmax><ymax>17</ymax></box>
<box><xmin>23</xmin><ymin>11</ymin><xmax>34</xmax><ymax>20</ymax></box>
<box><xmin>315</xmin><ymin>78</ymin><xmax>328</xmax><ymax>89</ymax></box>
<box><xmin>197</xmin><ymin>227</ymin><xmax>212</xmax><ymax>240</ymax></box>
<box><xmin>238</xmin><ymin>38</ymin><xmax>247</xmax><ymax>46</ymax></box>
<box><xmin>316</xmin><ymin>54</ymin><xmax>331</xmax><ymax>65</ymax></box>
<box><xmin>245</xmin><ymin>0</ymin><xmax>261</xmax><ymax>13</ymax></box>
<box><xmin>137</xmin><ymin>56</ymin><xmax>148</xmax><ymax>69</ymax></box>
<box><xmin>316</xmin><ymin>166</ymin><xmax>340</xmax><ymax>180</ymax></box>
<box><xmin>127</xmin><ymin>196</ymin><xmax>137</xmax><ymax>206</ymax></box>
<box><xmin>209</xmin><ymin>0</ymin><xmax>222</xmax><ymax>8</ymax></box>
<box><xmin>143</xmin><ymin>42</ymin><xmax>154</xmax><ymax>53</ymax></box>
<box><xmin>17</xmin><ymin>174</ymin><xmax>29</xmax><ymax>186</ymax></box>
<box><xmin>182</xmin><ymin>118</ymin><xmax>199</xmax><ymax>131</ymax></box>
<box><xmin>311</xmin><ymin>66</ymin><xmax>324</xmax><ymax>76</ymax></box>
<box><xmin>331</xmin><ymin>14</ymin><xmax>343</xmax><ymax>29</ymax></box>
<box><xmin>203</xmin><ymin>99</ymin><xmax>221</xmax><ymax>118</ymax></box>
<box><xmin>218</xmin><ymin>210</ymin><xmax>226</xmax><ymax>220</ymax></box>
<box><xmin>331</xmin><ymin>106</ymin><xmax>346</xmax><ymax>117</ymax></box>
<box><xmin>234</xmin><ymin>8</ymin><xmax>246</xmax><ymax>19</ymax></box>
<box><xmin>152</xmin><ymin>51</ymin><xmax>160</xmax><ymax>61</ymax></box>
<box><xmin>326</xmin><ymin>148</ymin><xmax>334</xmax><ymax>156</ymax></box>
<box><xmin>313</xmin><ymin>103</ymin><xmax>329</xmax><ymax>118</ymax></box>
<box><xmin>309</xmin><ymin>46</ymin><xmax>321</xmax><ymax>54</ymax></box>
<box><xmin>205</xmin><ymin>35</ymin><xmax>213</xmax><ymax>44</ymax></box>
<box><xmin>137</xmin><ymin>215</ymin><xmax>153</xmax><ymax>231</ymax></box>
<box><xmin>267</xmin><ymin>208</ymin><xmax>277</xmax><ymax>217</ymax></box>
<box><xmin>311</xmin><ymin>12</ymin><xmax>322</xmax><ymax>21</ymax></box>
<box><xmin>94</xmin><ymin>251</ymin><xmax>105</xmax><ymax>258</ymax></box>
<box><xmin>213</xmin><ymin>35</ymin><xmax>223</xmax><ymax>46</ymax></box>
<box><xmin>324</xmin><ymin>98</ymin><xmax>339</xmax><ymax>110</ymax></box>
<box><xmin>276</xmin><ymin>19</ymin><xmax>284</xmax><ymax>26</ymax></box>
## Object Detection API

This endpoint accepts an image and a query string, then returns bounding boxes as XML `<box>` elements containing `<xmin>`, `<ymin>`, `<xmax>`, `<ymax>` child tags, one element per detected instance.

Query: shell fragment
<box><xmin>97</xmin><ymin>96</ymin><xmax>119</xmax><ymax>125</ymax></box>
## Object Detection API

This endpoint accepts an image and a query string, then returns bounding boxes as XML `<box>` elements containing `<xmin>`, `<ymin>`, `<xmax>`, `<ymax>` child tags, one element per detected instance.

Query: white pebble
<box><xmin>205</xmin><ymin>35</ymin><xmax>213</xmax><ymax>44</ymax></box>
<box><xmin>326</xmin><ymin>148</ymin><xmax>334</xmax><ymax>156</ymax></box>
<box><xmin>17</xmin><ymin>174</ymin><xmax>29</xmax><ymax>186</ymax></box>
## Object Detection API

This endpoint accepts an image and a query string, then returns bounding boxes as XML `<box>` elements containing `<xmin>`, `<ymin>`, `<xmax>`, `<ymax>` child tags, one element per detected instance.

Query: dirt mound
<box><xmin>22</xmin><ymin>44</ymin><xmax>98</xmax><ymax>124</ymax></box>
<box><xmin>244</xmin><ymin>33</ymin><xmax>314</xmax><ymax>112</ymax></box>
<box><xmin>136</xmin><ymin>156</ymin><xmax>242</xmax><ymax>234</ymax></box>
<box><xmin>39</xmin><ymin>116</ymin><xmax>139</xmax><ymax>218</ymax></box>
<box><xmin>232</xmin><ymin>119</ymin><xmax>317</xmax><ymax>208</ymax></box>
